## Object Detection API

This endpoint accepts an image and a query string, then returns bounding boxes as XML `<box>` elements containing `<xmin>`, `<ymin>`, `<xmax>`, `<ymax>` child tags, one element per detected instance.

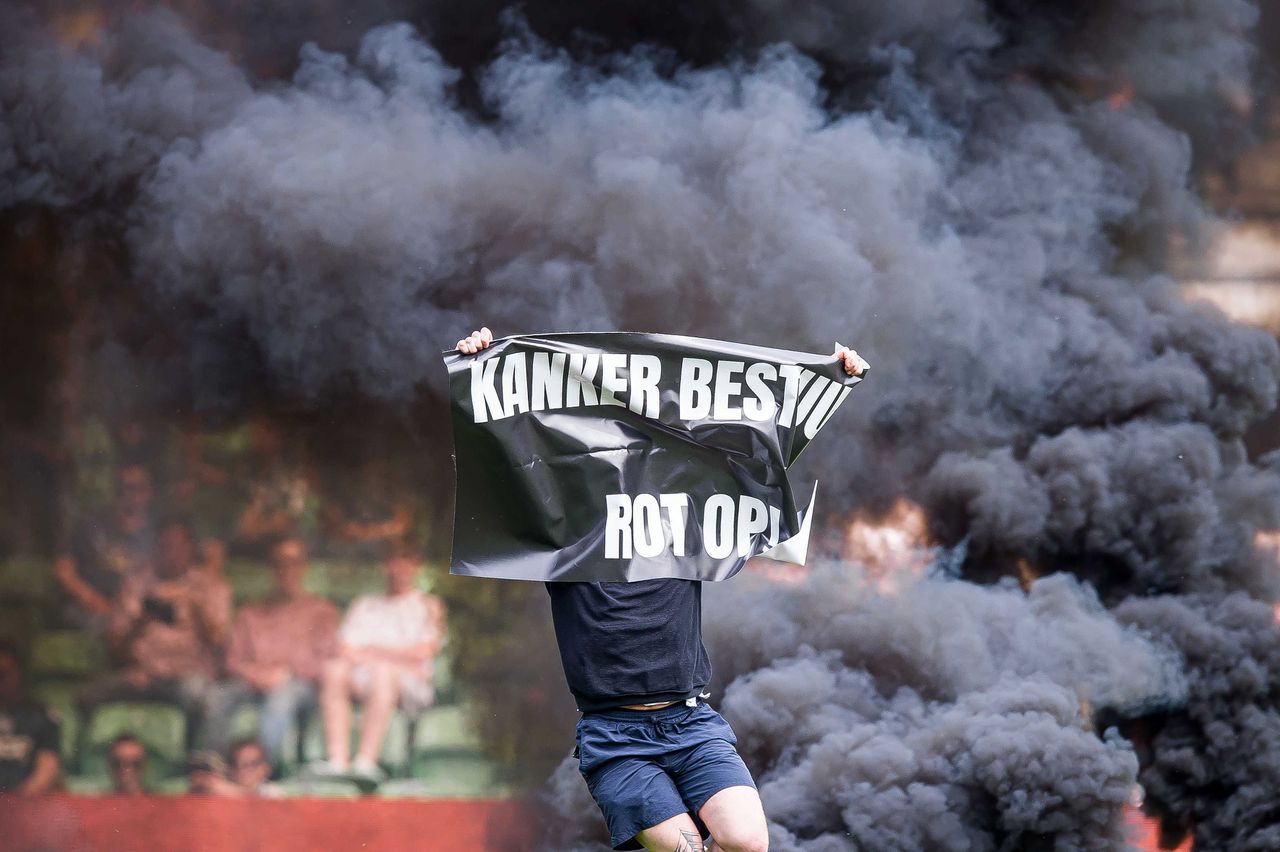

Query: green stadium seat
<box><xmin>277</xmin><ymin>777</ymin><xmax>361</xmax><ymax>798</ymax></box>
<box><xmin>29</xmin><ymin>631</ymin><xmax>108</xmax><ymax>678</ymax></box>
<box><xmin>29</xmin><ymin>680</ymin><xmax>80</xmax><ymax>762</ymax></box>
<box><xmin>404</xmin><ymin>752</ymin><xmax>499</xmax><ymax>798</ymax></box>
<box><xmin>0</xmin><ymin>605</ymin><xmax>43</xmax><ymax>658</ymax></box>
<box><xmin>0</xmin><ymin>558</ymin><xmax>57</xmax><ymax>607</ymax></box>
<box><xmin>300</xmin><ymin>708</ymin><xmax>413</xmax><ymax>776</ymax></box>
<box><xmin>64</xmin><ymin>775</ymin><xmax>112</xmax><ymax>794</ymax></box>
<box><xmin>305</xmin><ymin>560</ymin><xmax>384</xmax><ymax>606</ymax></box>
<box><xmin>83</xmin><ymin>701</ymin><xmax>187</xmax><ymax>789</ymax></box>
<box><xmin>412</xmin><ymin>704</ymin><xmax>480</xmax><ymax>753</ymax></box>
<box><xmin>431</xmin><ymin>652</ymin><xmax>457</xmax><ymax>705</ymax></box>
<box><xmin>154</xmin><ymin>776</ymin><xmax>191</xmax><ymax>795</ymax></box>
<box><xmin>224</xmin><ymin>560</ymin><xmax>274</xmax><ymax>606</ymax></box>
<box><xmin>221</xmin><ymin>703</ymin><xmax>303</xmax><ymax>769</ymax></box>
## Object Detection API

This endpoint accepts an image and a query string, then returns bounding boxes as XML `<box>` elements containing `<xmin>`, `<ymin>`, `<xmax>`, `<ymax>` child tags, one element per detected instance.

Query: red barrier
<box><xmin>1</xmin><ymin>795</ymin><xmax>537</xmax><ymax>851</ymax></box>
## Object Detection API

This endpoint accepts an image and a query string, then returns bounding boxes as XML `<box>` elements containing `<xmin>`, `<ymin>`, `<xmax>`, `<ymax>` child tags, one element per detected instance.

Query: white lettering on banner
<box><xmin>599</xmin><ymin>354</ymin><xmax>628</xmax><ymax>408</ymax></box>
<box><xmin>531</xmin><ymin>352</ymin><xmax>566</xmax><ymax>412</ymax></box>
<box><xmin>501</xmin><ymin>352</ymin><xmax>529</xmax><ymax>419</ymax></box>
<box><xmin>467</xmin><ymin>351</ymin><xmax>849</xmax><ymax>435</ymax></box>
<box><xmin>603</xmin><ymin>493</ymin><xmax>784</xmax><ymax>560</ymax></box>
<box><xmin>605</xmin><ymin>494</ymin><xmax>632</xmax><ymax>559</ymax></box>
<box><xmin>743</xmin><ymin>363</ymin><xmax>778</xmax><ymax>421</ymax></box>
<box><xmin>711</xmin><ymin>360</ymin><xmax>745</xmax><ymax>421</ymax></box>
<box><xmin>679</xmin><ymin>358</ymin><xmax>714</xmax><ymax>420</ymax></box>
<box><xmin>629</xmin><ymin>355</ymin><xmax>661</xmax><ymax>418</ymax></box>
<box><xmin>566</xmin><ymin>353</ymin><xmax>600</xmax><ymax>408</ymax></box>
<box><xmin>471</xmin><ymin>358</ymin><xmax>503</xmax><ymax>424</ymax></box>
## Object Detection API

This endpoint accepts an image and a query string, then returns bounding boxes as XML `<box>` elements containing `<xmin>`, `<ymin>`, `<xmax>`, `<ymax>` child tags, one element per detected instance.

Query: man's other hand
<box><xmin>456</xmin><ymin>327</ymin><xmax>493</xmax><ymax>354</ymax></box>
<box><xmin>832</xmin><ymin>342</ymin><xmax>870</xmax><ymax>377</ymax></box>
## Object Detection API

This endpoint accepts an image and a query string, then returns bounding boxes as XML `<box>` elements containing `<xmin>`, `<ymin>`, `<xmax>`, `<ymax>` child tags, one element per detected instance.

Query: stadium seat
<box><xmin>277</xmin><ymin>777</ymin><xmax>362</xmax><ymax>798</ymax></box>
<box><xmin>83</xmin><ymin>702</ymin><xmax>187</xmax><ymax>789</ymax></box>
<box><xmin>305</xmin><ymin>560</ymin><xmax>384</xmax><ymax>606</ymax></box>
<box><xmin>29</xmin><ymin>631</ymin><xmax>108</xmax><ymax>678</ymax></box>
<box><xmin>0</xmin><ymin>557</ymin><xmax>56</xmax><ymax>607</ymax></box>
<box><xmin>224</xmin><ymin>703</ymin><xmax>304</xmax><ymax>769</ymax></box>
<box><xmin>64</xmin><ymin>775</ymin><xmax>112</xmax><ymax>794</ymax></box>
<box><xmin>154</xmin><ymin>776</ymin><xmax>191</xmax><ymax>795</ymax></box>
<box><xmin>300</xmin><ymin>708</ymin><xmax>413</xmax><ymax>777</ymax></box>
<box><xmin>29</xmin><ymin>680</ymin><xmax>80</xmax><ymax>763</ymax></box>
<box><xmin>404</xmin><ymin>752</ymin><xmax>499</xmax><ymax>798</ymax></box>
<box><xmin>431</xmin><ymin>652</ymin><xmax>457</xmax><ymax>705</ymax></box>
<box><xmin>412</xmin><ymin>703</ymin><xmax>479</xmax><ymax>753</ymax></box>
<box><xmin>224</xmin><ymin>559</ymin><xmax>274</xmax><ymax>606</ymax></box>
<box><xmin>0</xmin><ymin>605</ymin><xmax>43</xmax><ymax>658</ymax></box>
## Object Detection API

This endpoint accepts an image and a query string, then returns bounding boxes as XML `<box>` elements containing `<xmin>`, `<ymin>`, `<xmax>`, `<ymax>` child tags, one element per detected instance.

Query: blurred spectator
<box><xmin>0</xmin><ymin>641</ymin><xmax>61</xmax><ymax>795</ymax></box>
<box><xmin>107</xmin><ymin>733</ymin><xmax>147</xmax><ymax>795</ymax></box>
<box><xmin>54</xmin><ymin>463</ymin><xmax>155</xmax><ymax>630</ymax></box>
<box><xmin>185</xmin><ymin>750</ymin><xmax>241</xmax><ymax>796</ymax></box>
<box><xmin>320</xmin><ymin>457</ymin><xmax>414</xmax><ymax>560</ymax></box>
<box><xmin>233</xmin><ymin>417</ymin><xmax>315</xmax><ymax>556</ymax></box>
<box><xmin>204</xmin><ymin>536</ymin><xmax>339</xmax><ymax>762</ymax></box>
<box><xmin>77</xmin><ymin>519</ymin><xmax>233</xmax><ymax>750</ymax></box>
<box><xmin>313</xmin><ymin>541</ymin><xmax>445</xmax><ymax>782</ymax></box>
<box><xmin>227</xmin><ymin>738</ymin><xmax>283</xmax><ymax>797</ymax></box>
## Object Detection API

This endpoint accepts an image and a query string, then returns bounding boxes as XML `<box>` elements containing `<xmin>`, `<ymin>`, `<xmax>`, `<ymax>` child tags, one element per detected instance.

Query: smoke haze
<box><xmin>5</xmin><ymin>0</ymin><xmax>1280</xmax><ymax>848</ymax></box>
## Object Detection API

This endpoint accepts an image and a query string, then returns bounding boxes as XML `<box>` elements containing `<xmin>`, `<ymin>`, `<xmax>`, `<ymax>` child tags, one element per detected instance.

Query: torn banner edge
<box><xmin>756</xmin><ymin>482</ymin><xmax>818</xmax><ymax>566</ymax></box>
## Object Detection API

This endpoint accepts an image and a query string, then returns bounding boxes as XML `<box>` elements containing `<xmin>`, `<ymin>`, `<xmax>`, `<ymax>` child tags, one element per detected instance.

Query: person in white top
<box><xmin>315</xmin><ymin>540</ymin><xmax>446</xmax><ymax>781</ymax></box>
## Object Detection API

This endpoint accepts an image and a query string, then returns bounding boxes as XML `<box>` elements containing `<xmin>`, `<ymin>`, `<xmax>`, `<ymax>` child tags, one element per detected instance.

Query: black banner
<box><xmin>444</xmin><ymin>333</ymin><xmax>865</xmax><ymax>582</ymax></box>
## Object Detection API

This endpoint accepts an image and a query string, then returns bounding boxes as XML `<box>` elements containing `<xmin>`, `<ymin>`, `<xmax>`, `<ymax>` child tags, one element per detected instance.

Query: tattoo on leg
<box><xmin>673</xmin><ymin>829</ymin><xmax>703</xmax><ymax>852</ymax></box>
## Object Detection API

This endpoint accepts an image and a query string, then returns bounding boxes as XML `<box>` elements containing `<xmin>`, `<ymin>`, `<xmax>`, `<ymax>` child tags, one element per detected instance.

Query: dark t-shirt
<box><xmin>66</xmin><ymin>515</ymin><xmax>153</xmax><ymax>601</ymax></box>
<box><xmin>546</xmin><ymin>579</ymin><xmax>712</xmax><ymax>713</ymax></box>
<box><xmin>0</xmin><ymin>700</ymin><xmax>60</xmax><ymax>791</ymax></box>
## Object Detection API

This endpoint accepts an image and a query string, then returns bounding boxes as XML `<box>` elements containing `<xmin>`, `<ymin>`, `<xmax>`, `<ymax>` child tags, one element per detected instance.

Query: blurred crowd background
<box><xmin>0</xmin><ymin>405</ymin><xmax>571</xmax><ymax>800</ymax></box>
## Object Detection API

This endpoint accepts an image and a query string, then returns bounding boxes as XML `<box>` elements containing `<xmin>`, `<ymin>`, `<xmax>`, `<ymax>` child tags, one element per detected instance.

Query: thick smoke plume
<box><xmin>550</xmin><ymin>568</ymin><xmax>1187</xmax><ymax>850</ymax></box>
<box><xmin>5</xmin><ymin>0</ymin><xmax>1280</xmax><ymax>848</ymax></box>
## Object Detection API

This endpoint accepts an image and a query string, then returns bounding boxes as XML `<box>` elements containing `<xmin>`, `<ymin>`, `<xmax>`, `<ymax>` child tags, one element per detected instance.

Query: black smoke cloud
<box><xmin>549</xmin><ymin>569</ymin><xmax>1188</xmax><ymax>850</ymax></box>
<box><xmin>5</xmin><ymin>0</ymin><xmax>1280</xmax><ymax>848</ymax></box>
<box><xmin>1116</xmin><ymin>592</ymin><xmax>1280</xmax><ymax>851</ymax></box>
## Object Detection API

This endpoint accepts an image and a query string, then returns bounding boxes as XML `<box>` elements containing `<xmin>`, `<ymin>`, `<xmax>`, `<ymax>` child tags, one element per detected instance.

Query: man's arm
<box><xmin>53</xmin><ymin>554</ymin><xmax>111</xmax><ymax>616</ymax></box>
<box><xmin>19</xmin><ymin>751</ymin><xmax>60</xmax><ymax>796</ymax></box>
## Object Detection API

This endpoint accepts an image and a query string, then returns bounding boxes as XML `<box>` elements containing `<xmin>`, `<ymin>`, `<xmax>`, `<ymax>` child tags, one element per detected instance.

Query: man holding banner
<box><xmin>450</xmin><ymin>327</ymin><xmax>868</xmax><ymax>852</ymax></box>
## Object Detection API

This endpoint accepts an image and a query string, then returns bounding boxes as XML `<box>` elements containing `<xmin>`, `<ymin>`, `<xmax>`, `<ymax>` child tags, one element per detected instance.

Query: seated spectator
<box><xmin>312</xmin><ymin>541</ymin><xmax>446</xmax><ymax>782</ymax></box>
<box><xmin>54</xmin><ymin>463</ymin><xmax>155</xmax><ymax>631</ymax></box>
<box><xmin>77</xmin><ymin>519</ymin><xmax>233</xmax><ymax>750</ymax></box>
<box><xmin>0</xmin><ymin>641</ymin><xmax>61</xmax><ymax>795</ymax></box>
<box><xmin>204</xmin><ymin>536</ymin><xmax>339</xmax><ymax>762</ymax></box>
<box><xmin>227</xmin><ymin>738</ymin><xmax>283</xmax><ymax>798</ymax></box>
<box><xmin>107</xmin><ymin>733</ymin><xmax>147</xmax><ymax>795</ymax></box>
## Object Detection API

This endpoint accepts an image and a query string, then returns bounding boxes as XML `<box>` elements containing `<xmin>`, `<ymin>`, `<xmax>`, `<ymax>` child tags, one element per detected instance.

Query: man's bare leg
<box><xmin>320</xmin><ymin>658</ymin><xmax>353</xmax><ymax>769</ymax></box>
<box><xmin>635</xmin><ymin>812</ymin><xmax>705</xmax><ymax>852</ymax></box>
<box><xmin>353</xmin><ymin>662</ymin><xmax>400</xmax><ymax>768</ymax></box>
<box><xmin>699</xmin><ymin>786</ymin><xmax>769</xmax><ymax>852</ymax></box>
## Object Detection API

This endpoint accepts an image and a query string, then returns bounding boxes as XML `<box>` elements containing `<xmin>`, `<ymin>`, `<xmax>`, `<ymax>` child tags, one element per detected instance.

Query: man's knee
<box><xmin>700</xmin><ymin>786</ymin><xmax>768</xmax><ymax>852</ymax></box>
<box><xmin>712</xmin><ymin>834</ymin><xmax>768</xmax><ymax>852</ymax></box>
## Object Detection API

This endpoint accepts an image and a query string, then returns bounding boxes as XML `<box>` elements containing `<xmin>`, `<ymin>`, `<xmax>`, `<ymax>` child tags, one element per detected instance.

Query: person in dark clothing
<box><xmin>456</xmin><ymin>327</ymin><xmax>868</xmax><ymax>852</ymax></box>
<box><xmin>54</xmin><ymin>463</ymin><xmax>155</xmax><ymax>629</ymax></box>
<box><xmin>0</xmin><ymin>642</ymin><xmax>61</xmax><ymax>795</ymax></box>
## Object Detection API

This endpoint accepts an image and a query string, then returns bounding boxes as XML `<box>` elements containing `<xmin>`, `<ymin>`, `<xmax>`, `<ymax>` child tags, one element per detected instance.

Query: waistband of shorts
<box><xmin>583</xmin><ymin>698</ymin><xmax>705</xmax><ymax>722</ymax></box>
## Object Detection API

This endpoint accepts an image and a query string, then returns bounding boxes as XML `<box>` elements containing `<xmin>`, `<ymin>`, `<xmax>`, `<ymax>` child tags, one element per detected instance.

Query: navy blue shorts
<box><xmin>575</xmin><ymin>700</ymin><xmax>757</xmax><ymax>850</ymax></box>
